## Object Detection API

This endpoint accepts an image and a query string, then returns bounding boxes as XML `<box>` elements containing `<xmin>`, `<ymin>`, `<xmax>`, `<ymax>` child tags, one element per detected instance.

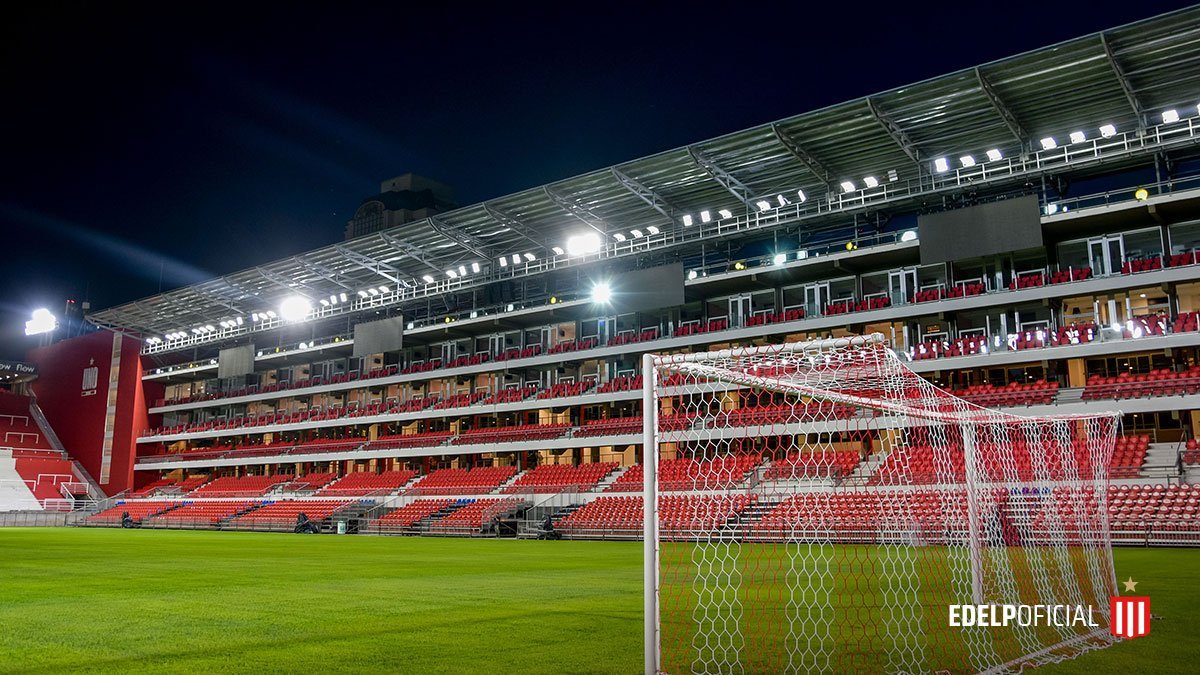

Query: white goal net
<box><xmin>641</xmin><ymin>334</ymin><xmax>1119</xmax><ymax>674</ymax></box>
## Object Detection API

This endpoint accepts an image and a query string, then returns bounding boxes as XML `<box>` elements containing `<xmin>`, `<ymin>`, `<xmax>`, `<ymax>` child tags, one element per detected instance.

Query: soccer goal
<box><xmin>642</xmin><ymin>334</ymin><xmax>1120</xmax><ymax>674</ymax></box>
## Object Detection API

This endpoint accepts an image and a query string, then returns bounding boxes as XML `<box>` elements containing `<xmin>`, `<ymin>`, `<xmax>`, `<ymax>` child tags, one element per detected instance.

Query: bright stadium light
<box><xmin>887</xmin><ymin>169</ymin><xmax>898</xmax><ymax>182</ymax></box>
<box><xmin>1162</xmin><ymin>109</ymin><xmax>1180</xmax><ymax>123</ymax></box>
<box><xmin>422</xmin><ymin>274</ymin><xmax>435</xmax><ymax>284</ymax></box>
<box><xmin>1046</xmin><ymin>203</ymin><xmax>1060</xmax><ymax>215</ymax></box>
<box><xmin>900</xmin><ymin>230</ymin><xmax>918</xmax><ymax>242</ymax></box>
<box><xmin>551</xmin><ymin>246</ymin><xmax>565</xmax><ymax>255</ymax></box>
<box><xmin>772</xmin><ymin>253</ymin><xmax>788</xmax><ymax>266</ymax></box>
<box><xmin>1099</xmin><ymin>124</ymin><xmax>1117</xmax><ymax>138</ymax></box>
<box><xmin>590</xmin><ymin>282</ymin><xmax>612</xmax><ymax>304</ymax></box>
<box><xmin>630</xmin><ymin>229</ymin><xmax>644</xmax><ymax>238</ymax></box>
<box><xmin>266</xmin><ymin>311</ymin><xmax>276</xmax><ymax>319</ymax></box>
<box><xmin>251</xmin><ymin>313</ymin><xmax>260</xmax><ymax>321</ymax></box>
<box><xmin>755</xmin><ymin>200</ymin><xmax>772</xmax><ymax>212</ymax></box>
<box><xmin>378</xmin><ymin>285</ymin><xmax>389</xmax><ymax>293</ymax></box>
<box><xmin>523</xmin><ymin>252</ymin><xmax>536</xmax><ymax>261</ymax></box>
<box><xmin>446</xmin><ymin>269</ymin><xmax>458</xmax><ymax>279</ymax></box>
<box><xmin>511</xmin><ymin>254</ymin><xmax>521</xmax><ymax>264</ymax></box>
<box><xmin>840</xmin><ymin>180</ymin><xmax>856</xmax><ymax>193</ymax></box>
<box><xmin>613</xmin><ymin>233</ymin><xmax>627</xmax><ymax>242</ymax></box>
<box><xmin>357</xmin><ymin>290</ymin><xmax>368</xmax><ymax>298</ymax></box>
<box><xmin>933</xmin><ymin>157</ymin><xmax>949</xmax><ymax>173</ymax></box>
<box><xmin>458</xmin><ymin>265</ymin><xmax>467</xmax><ymax>276</ymax></box>
<box><xmin>718</xmin><ymin>209</ymin><xmax>733</xmax><ymax>219</ymax></box>
<box><xmin>776</xmin><ymin>194</ymin><xmax>789</xmax><ymax>206</ymax></box>
<box><xmin>499</xmin><ymin>256</ymin><xmax>508</xmax><ymax>267</ymax></box>
<box><xmin>687</xmin><ymin>270</ymin><xmax>698</xmax><ymax>280</ymax></box>
<box><xmin>319</xmin><ymin>300</ymin><xmax>329</xmax><ymax>307</ymax></box>
<box><xmin>796</xmin><ymin>189</ymin><xmax>807</xmax><ymax>202</ymax></box>
<box><xmin>1069</xmin><ymin>130</ymin><xmax>1086</xmax><ymax>144</ymax></box>
<box><xmin>647</xmin><ymin>226</ymin><xmax>659</xmax><ymax>235</ymax></box>
<box><xmin>985</xmin><ymin>148</ymin><xmax>1003</xmax><ymax>162</ymax></box>
<box><xmin>278</xmin><ymin>296</ymin><xmax>312</xmax><ymax>322</ymax></box>
<box><xmin>368</xmin><ymin>288</ymin><xmax>379</xmax><ymax>295</ymax></box>
<box><xmin>959</xmin><ymin>156</ymin><xmax>975</xmax><ymax>168</ymax></box>
<box><xmin>863</xmin><ymin>176</ymin><xmax>879</xmax><ymax>188</ymax></box>
<box><xmin>699</xmin><ymin>210</ymin><xmax>712</xmax><ymax>223</ymax></box>
<box><xmin>681</xmin><ymin>215</ymin><xmax>693</xmax><ymax>227</ymax></box>
<box><xmin>1040</xmin><ymin>137</ymin><xmax>1057</xmax><ymax>150</ymax></box>
<box><xmin>470</xmin><ymin>262</ymin><xmax>480</xmax><ymax>274</ymax></box>
<box><xmin>329</xmin><ymin>294</ymin><xmax>338</xmax><ymax>305</ymax></box>
<box><xmin>339</xmin><ymin>293</ymin><xmax>347</xmax><ymax>303</ymax></box>
<box><xmin>565</xmin><ymin>232</ymin><xmax>602</xmax><ymax>256</ymax></box>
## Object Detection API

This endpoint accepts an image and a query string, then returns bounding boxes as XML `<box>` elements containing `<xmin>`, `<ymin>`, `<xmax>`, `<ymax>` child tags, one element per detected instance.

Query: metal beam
<box><xmin>610</xmin><ymin>167</ymin><xmax>679</xmax><ymax>222</ymax></box>
<box><xmin>769</xmin><ymin>124</ymin><xmax>838</xmax><ymax>191</ymax></box>
<box><xmin>544</xmin><ymin>186</ymin><xmax>606</xmax><ymax>234</ymax></box>
<box><xmin>372</xmin><ymin>234</ymin><xmax>443</xmax><ymax>276</ymax></box>
<box><xmin>686</xmin><ymin>146</ymin><xmax>757</xmax><ymax>208</ymax></box>
<box><xmin>482</xmin><ymin>203</ymin><xmax>550</xmax><ymax>252</ymax></box>
<box><xmin>294</xmin><ymin>257</ymin><xmax>356</xmax><ymax>291</ymax></box>
<box><xmin>427</xmin><ymin>216</ymin><xmax>490</xmax><ymax>259</ymax></box>
<box><xmin>255</xmin><ymin>266</ymin><xmax>326</xmax><ymax>299</ymax></box>
<box><xmin>865</xmin><ymin>98</ymin><xmax>922</xmax><ymax>167</ymax></box>
<box><xmin>974</xmin><ymin>67</ymin><xmax>1028</xmax><ymax>146</ymax></box>
<box><xmin>1099</xmin><ymin>33</ymin><xmax>1145</xmax><ymax>129</ymax></box>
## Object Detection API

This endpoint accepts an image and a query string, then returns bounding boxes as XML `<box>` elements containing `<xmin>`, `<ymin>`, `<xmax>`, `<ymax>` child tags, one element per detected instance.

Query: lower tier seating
<box><xmin>428</xmin><ymin>497</ymin><xmax>526</xmax><ymax>530</ymax></box>
<box><xmin>557</xmin><ymin>494</ymin><xmax>756</xmax><ymax>537</ymax></box>
<box><xmin>412</xmin><ymin>466</ymin><xmax>518</xmax><ymax>495</ymax></box>
<box><xmin>189</xmin><ymin>475</ymin><xmax>294</xmax><ymax>497</ymax></box>
<box><xmin>503</xmin><ymin>462</ymin><xmax>618</xmax><ymax>493</ymax></box>
<box><xmin>144</xmin><ymin>501</ymin><xmax>259</xmax><ymax>525</ymax></box>
<box><xmin>319</xmin><ymin>470</ymin><xmax>417</xmax><ymax>496</ymax></box>
<box><xmin>230</xmin><ymin>500</ymin><xmax>351</xmax><ymax>528</ymax></box>
<box><xmin>87</xmin><ymin>501</ymin><xmax>180</xmax><ymax>525</ymax></box>
<box><xmin>371</xmin><ymin>499</ymin><xmax>455</xmax><ymax>529</ymax></box>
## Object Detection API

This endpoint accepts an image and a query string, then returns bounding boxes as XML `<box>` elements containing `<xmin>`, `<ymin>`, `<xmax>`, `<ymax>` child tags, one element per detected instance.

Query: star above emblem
<box><xmin>1122</xmin><ymin>577</ymin><xmax>1138</xmax><ymax>593</ymax></box>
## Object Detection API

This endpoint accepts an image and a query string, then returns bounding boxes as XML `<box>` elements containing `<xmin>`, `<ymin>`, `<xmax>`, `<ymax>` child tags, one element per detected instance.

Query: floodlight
<box><xmin>591</xmin><ymin>282</ymin><xmax>612</xmax><ymax>304</ymax></box>
<box><xmin>681</xmin><ymin>215</ymin><xmax>693</xmax><ymax>227</ymax></box>
<box><xmin>687</xmin><ymin>270</ymin><xmax>698</xmax><ymax>280</ymax></box>
<box><xmin>1040</xmin><ymin>137</ymin><xmax>1057</xmax><ymax>150</ymax></box>
<box><xmin>458</xmin><ymin>266</ymin><xmax>467</xmax><ymax>276</ymax></box>
<box><xmin>1162</xmin><ymin>109</ymin><xmax>1180</xmax><ymax>123</ymax></box>
<box><xmin>631</xmin><ymin>229</ymin><xmax>644</xmax><ymax>238</ymax></box>
<box><xmin>339</xmin><ymin>293</ymin><xmax>347</xmax><ymax>302</ymax></box>
<box><xmin>279</xmin><ymin>296</ymin><xmax>312</xmax><ymax>322</ymax></box>
<box><xmin>565</xmin><ymin>232</ymin><xmax>602</xmax><ymax>255</ymax></box>
<box><xmin>933</xmin><ymin>157</ymin><xmax>949</xmax><ymax>173</ymax></box>
<box><xmin>358</xmin><ymin>290</ymin><xmax>368</xmax><ymax>298</ymax></box>
<box><xmin>986</xmin><ymin>148</ymin><xmax>1003</xmax><ymax>162</ymax></box>
<box><xmin>718</xmin><ymin>209</ymin><xmax>733</xmax><ymax>219</ymax></box>
<box><xmin>329</xmin><ymin>294</ymin><xmax>338</xmax><ymax>305</ymax></box>
<box><xmin>700</xmin><ymin>210</ymin><xmax>712</xmax><ymax>223</ymax></box>
<box><xmin>755</xmin><ymin>200</ymin><xmax>771</xmax><ymax>212</ymax></box>
<box><xmin>471</xmin><ymin>262</ymin><xmax>480</xmax><ymax>273</ymax></box>
<box><xmin>368</xmin><ymin>288</ymin><xmax>379</xmax><ymax>295</ymax></box>
<box><xmin>647</xmin><ymin>226</ymin><xmax>659</xmax><ymax>235</ymax></box>
<box><xmin>251</xmin><ymin>313</ymin><xmax>260</xmax><ymax>321</ymax></box>
<box><xmin>863</xmin><ymin>176</ymin><xmax>879</xmax><ymax>188</ymax></box>
<box><xmin>447</xmin><ymin>270</ymin><xmax>458</xmax><ymax>279</ymax></box>
<box><xmin>613</xmin><ymin>233</ymin><xmax>626</xmax><ymax>242</ymax></box>
<box><xmin>1069</xmin><ymin>131</ymin><xmax>1086</xmax><ymax>144</ymax></box>
<box><xmin>266</xmin><ymin>311</ymin><xmax>276</xmax><ymax>318</ymax></box>
<box><xmin>959</xmin><ymin>156</ymin><xmax>975</xmax><ymax>168</ymax></box>
<box><xmin>552</xmin><ymin>246</ymin><xmax>565</xmax><ymax>255</ymax></box>
<box><xmin>523</xmin><ymin>253</ymin><xmax>536</xmax><ymax>261</ymax></box>
<box><xmin>1134</xmin><ymin>188</ymin><xmax>1149</xmax><ymax>201</ymax></box>
<box><xmin>796</xmin><ymin>189</ymin><xmax>807</xmax><ymax>202</ymax></box>
<box><xmin>1046</xmin><ymin>203</ymin><xmax>1059</xmax><ymax>215</ymax></box>
<box><xmin>900</xmin><ymin>230</ymin><xmax>918</xmax><ymax>242</ymax></box>
<box><xmin>319</xmin><ymin>299</ymin><xmax>329</xmax><ymax>307</ymax></box>
<box><xmin>1099</xmin><ymin>124</ymin><xmax>1117</xmax><ymax>138</ymax></box>
<box><xmin>773</xmin><ymin>253</ymin><xmax>787</xmax><ymax>265</ymax></box>
<box><xmin>776</xmin><ymin>194</ymin><xmax>789</xmax><ymax>206</ymax></box>
<box><xmin>379</xmin><ymin>285</ymin><xmax>389</xmax><ymax>293</ymax></box>
<box><xmin>422</xmin><ymin>275</ymin><xmax>435</xmax><ymax>283</ymax></box>
<box><xmin>511</xmin><ymin>254</ymin><xmax>521</xmax><ymax>264</ymax></box>
<box><xmin>840</xmin><ymin>181</ymin><xmax>855</xmax><ymax>193</ymax></box>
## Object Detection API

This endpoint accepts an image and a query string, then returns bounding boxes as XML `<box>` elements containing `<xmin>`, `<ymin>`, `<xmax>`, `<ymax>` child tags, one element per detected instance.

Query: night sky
<box><xmin>1</xmin><ymin>1</ymin><xmax>1193</xmax><ymax>358</ymax></box>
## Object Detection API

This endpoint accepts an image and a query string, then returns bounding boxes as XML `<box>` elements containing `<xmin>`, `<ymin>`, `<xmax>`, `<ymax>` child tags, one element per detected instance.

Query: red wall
<box><xmin>27</xmin><ymin>330</ymin><xmax>162</xmax><ymax>494</ymax></box>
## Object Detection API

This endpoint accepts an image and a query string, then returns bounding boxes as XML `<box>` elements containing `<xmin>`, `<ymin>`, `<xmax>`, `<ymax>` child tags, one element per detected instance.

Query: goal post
<box><xmin>642</xmin><ymin>334</ymin><xmax>1120</xmax><ymax>674</ymax></box>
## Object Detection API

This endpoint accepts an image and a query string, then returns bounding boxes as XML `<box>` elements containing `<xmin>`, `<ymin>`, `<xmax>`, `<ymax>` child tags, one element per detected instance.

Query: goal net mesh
<box><xmin>647</xmin><ymin>334</ymin><xmax>1119</xmax><ymax>674</ymax></box>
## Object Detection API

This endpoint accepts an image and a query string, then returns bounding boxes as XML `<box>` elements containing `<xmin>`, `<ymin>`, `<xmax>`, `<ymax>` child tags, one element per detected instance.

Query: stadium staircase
<box><xmin>719</xmin><ymin>498</ymin><xmax>781</xmax><ymax>536</ymax></box>
<box><xmin>594</xmin><ymin>465</ymin><xmax>631</xmax><ymax>491</ymax></box>
<box><xmin>412</xmin><ymin>500</ymin><xmax>472</xmax><ymax>532</ymax></box>
<box><xmin>1141</xmin><ymin>443</ymin><xmax>1182</xmax><ymax>479</ymax></box>
<box><xmin>843</xmin><ymin>454</ymin><xmax>887</xmax><ymax>487</ymax></box>
<box><xmin>489</xmin><ymin>469</ymin><xmax>528</xmax><ymax>494</ymax></box>
<box><xmin>329</xmin><ymin>501</ymin><xmax>379</xmax><ymax>533</ymax></box>
<box><xmin>0</xmin><ymin>450</ymin><xmax>42</xmax><ymax>511</ymax></box>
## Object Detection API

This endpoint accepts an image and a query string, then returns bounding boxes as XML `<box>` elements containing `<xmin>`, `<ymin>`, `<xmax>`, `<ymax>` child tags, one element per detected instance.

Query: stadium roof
<box><xmin>89</xmin><ymin>7</ymin><xmax>1200</xmax><ymax>342</ymax></box>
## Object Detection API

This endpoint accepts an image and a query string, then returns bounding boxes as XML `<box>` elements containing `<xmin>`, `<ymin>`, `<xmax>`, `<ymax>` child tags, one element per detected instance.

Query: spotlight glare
<box><xmin>647</xmin><ymin>226</ymin><xmax>659</xmax><ymax>235</ymax></box>
<box><xmin>552</xmin><ymin>246</ymin><xmax>565</xmax><ymax>255</ymax></box>
<box><xmin>687</xmin><ymin>270</ymin><xmax>698</xmax><ymax>280</ymax></box>
<box><xmin>840</xmin><ymin>180</ymin><xmax>856</xmax><ymax>193</ymax></box>
<box><xmin>499</xmin><ymin>257</ymin><xmax>508</xmax><ymax>267</ymax></box>
<box><xmin>368</xmin><ymin>288</ymin><xmax>378</xmax><ymax>295</ymax></box>
<box><xmin>613</xmin><ymin>233</ymin><xmax>626</xmax><ymax>242</ymax></box>
<box><xmin>630</xmin><ymin>229</ymin><xmax>644</xmax><ymax>238</ymax></box>
<box><xmin>985</xmin><ymin>148</ymin><xmax>1003</xmax><ymax>162</ymax></box>
<box><xmin>958</xmin><ymin>155</ymin><xmax>975</xmax><ymax>168</ymax></box>
<box><xmin>1040</xmin><ymin>137</ymin><xmax>1057</xmax><ymax>150</ymax></box>
<box><xmin>278</xmin><ymin>296</ymin><xmax>312</xmax><ymax>322</ymax></box>
<box><xmin>357</xmin><ymin>290</ymin><xmax>368</xmax><ymax>298</ymax></box>
<box><xmin>700</xmin><ymin>210</ymin><xmax>712</xmax><ymax>223</ymax></box>
<box><xmin>565</xmin><ymin>232</ymin><xmax>603</xmax><ymax>255</ymax></box>
<box><xmin>422</xmin><ymin>274</ymin><xmax>435</xmax><ymax>283</ymax></box>
<box><xmin>590</xmin><ymin>282</ymin><xmax>612</xmax><ymax>304</ymax></box>
<box><xmin>776</xmin><ymin>194</ymin><xmax>789</xmax><ymax>206</ymax></box>
<box><xmin>24</xmin><ymin>308</ymin><xmax>58</xmax><ymax>336</ymax></box>
<box><xmin>1099</xmin><ymin>124</ymin><xmax>1117</xmax><ymax>138</ymax></box>
<box><xmin>681</xmin><ymin>215</ymin><xmax>693</xmax><ymax>226</ymax></box>
<box><xmin>900</xmin><ymin>230</ymin><xmax>918</xmax><ymax>242</ymax></box>
<box><xmin>933</xmin><ymin>157</ymin><xmax>949</xmax><ymax>173</ymax></box>
<box><xmin>523</xmin><ymin>252</ymin><xmax>536</xmax><ymax>261</ymax></box>
<box><xmin>717</xmin><ymin>209</ymin><xmax>732</xmax><ymax>219</ymax></box>
<box><xmin>471</xmin><ymin>262</ymin><xmax>480</xmax><ymax>273</ymax></box>
<box><xmin>458</xmin><ymin>266</ymin><xmax>467</xmax><ymax>276</ymax></box>
<box><xmin>772</xmin><ymin>253</ymin><xmax>787</xmax><ymax>266</ymax></box>
<box><xmin>863</xmin><ymin>176</ymin><xmax>879</xmax><ymax>188</ymax></box>
<box><xmin>796</xmin><ymin>189</ymin><xmax>807</xmax><ymax>202</ymax></box>
<box><xmin>755</xmin><ymin>200</ymin><xmax>771</xmax><ymax>212</ymax></box>
<box><xmin>446</xmin><ymin>270</ymin><xmax>458</xmax><ymax>279</ymax></box>
<box><xmin>1069</xmin><ymin>130</ymin><xmax>1086</xmax><ymax>144</ymax></box>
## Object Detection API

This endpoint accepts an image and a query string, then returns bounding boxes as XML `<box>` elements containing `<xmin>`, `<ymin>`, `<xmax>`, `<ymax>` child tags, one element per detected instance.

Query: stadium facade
<box><xmin>3</xmin><ymin>7</ymin><xmax>1200</xmax><ymax>544</ymax></box>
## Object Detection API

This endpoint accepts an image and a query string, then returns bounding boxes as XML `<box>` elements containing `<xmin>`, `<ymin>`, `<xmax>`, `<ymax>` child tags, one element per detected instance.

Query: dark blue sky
<box><xmin>0</xmin><ymin>1</ymin><xmax>1193</xmax><ymax>357</ymax></box>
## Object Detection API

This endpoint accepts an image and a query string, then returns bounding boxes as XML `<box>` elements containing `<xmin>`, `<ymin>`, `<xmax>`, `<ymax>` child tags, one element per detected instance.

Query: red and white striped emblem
<box><xmin>1110</xmin><ymin>596</ymin><xmax>1150</xmax><ymax>639</ymax></box>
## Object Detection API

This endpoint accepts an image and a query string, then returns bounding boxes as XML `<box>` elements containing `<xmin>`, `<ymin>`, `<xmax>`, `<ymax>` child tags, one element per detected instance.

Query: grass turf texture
<box><xmin>0</xmin><ymin>529</ymin><xmax>1196</xmax><ymax>674</ymax></box>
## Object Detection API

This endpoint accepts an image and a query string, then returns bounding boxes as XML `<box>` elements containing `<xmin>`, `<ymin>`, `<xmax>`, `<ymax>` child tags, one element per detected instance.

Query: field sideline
<box><xmin>1</xmin><ymin>529</ymin><xmax>1198</xmax><ymax>674</ymax></box>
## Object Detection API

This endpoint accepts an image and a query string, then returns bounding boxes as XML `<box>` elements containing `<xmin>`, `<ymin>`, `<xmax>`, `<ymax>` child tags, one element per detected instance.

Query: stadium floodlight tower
<box><xmin>643</xmin><ymin>334</ymin><xmax>1121</xmax><ymax>674</ymax></box>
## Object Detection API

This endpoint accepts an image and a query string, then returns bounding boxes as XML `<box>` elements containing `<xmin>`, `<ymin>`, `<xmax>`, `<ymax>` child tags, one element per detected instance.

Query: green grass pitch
<box><xmin>1</xmin><ymin>528</ymin><xmax>1198</xmax><ymax>674</ymax></box>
